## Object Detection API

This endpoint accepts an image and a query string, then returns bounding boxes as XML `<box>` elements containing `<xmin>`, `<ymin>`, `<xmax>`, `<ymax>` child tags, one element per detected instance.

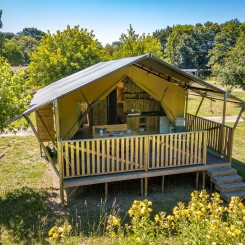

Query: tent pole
<box><xmin>36</xmin><ymin>111</ymin><xmax>55</xmax><ymax>146</ymax></box>
<box><xmin>233</xmin><ymin>105</ymin><xmax>245</xmax><ymax>130</ymax></box>
<box><xmin>185</xmin><ymin>91</ymin><xmax>188</xmax><ymax>117</ymax></box>
<box><xmin>218</xmin><ymin>93</ymin><xmax>227</xmax><ymax>154</ymax></box>
<box><xmin>54</xmin><ymin>99</ymin><xmax>65</xmax><ymax>204</ymax></box>
<box><xmin>23</xmin><ymin>114</ymin><xmax>59</xmax><ymax>176</ymax></box>
<box><xmin>195</xmin><ymin>96</ymin><xmax>205</xmax><ymax>116</ymax></box>
<box><xmin>64</xmin><ymin>78</ymin><xmax>126</xmax><ymax>139</ymax></box>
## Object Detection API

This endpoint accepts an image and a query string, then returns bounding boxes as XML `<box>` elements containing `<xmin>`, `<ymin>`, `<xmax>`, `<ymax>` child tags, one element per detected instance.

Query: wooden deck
<box><xmin>56</xmin><ymin>115</ymin><xmax>234</xmax><ymax>202</ymax></box>
<box><xmin>63</xmin><ymin>151</ymin><xmax>230</xmax><ymax>188</ymax></box>
<box><xmin>60</xmin><ymin>131</ymin><xmax>207</xmax><ymax>179</ymax></box>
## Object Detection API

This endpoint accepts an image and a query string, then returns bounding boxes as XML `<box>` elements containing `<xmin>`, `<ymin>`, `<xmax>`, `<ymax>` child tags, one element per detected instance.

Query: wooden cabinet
<box><xmin>127</xmin><ymin>115</ymin><xmax>159</xmax><ymax>134</ymax></box>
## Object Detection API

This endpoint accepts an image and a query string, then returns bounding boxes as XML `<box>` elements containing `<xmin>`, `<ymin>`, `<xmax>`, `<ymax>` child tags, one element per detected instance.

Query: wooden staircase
<box><xmin>207</xmin><ymin>167</ymin><xmax>245</xmax><ymax>202</ymax></box>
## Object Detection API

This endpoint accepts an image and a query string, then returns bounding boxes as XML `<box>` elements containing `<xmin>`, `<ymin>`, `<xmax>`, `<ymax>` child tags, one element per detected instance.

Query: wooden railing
<box><xmin>60</xmin><ymin>131</ymin><xmax>207</xmax><ymax>178</ymax></box>
<box><xmin>186</xmin><ymin>113</ymin><xmax>233</xmax><ymax>159</ymax></box>
<box><xmin>148</xmin><ymin>131</ymin><xmax>207</xmax><ymax>170</ymax></box>
<box><xmin>61</xmin><ymin>136</ymin><xmax>147</xmax><ymax>178</ymax></box>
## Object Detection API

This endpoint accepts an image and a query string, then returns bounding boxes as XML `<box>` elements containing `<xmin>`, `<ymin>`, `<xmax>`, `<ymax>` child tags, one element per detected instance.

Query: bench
<box><xmin>92</xmin><ymin>124</ymin><xmax>127</xmax><ymax>137</ymax></box>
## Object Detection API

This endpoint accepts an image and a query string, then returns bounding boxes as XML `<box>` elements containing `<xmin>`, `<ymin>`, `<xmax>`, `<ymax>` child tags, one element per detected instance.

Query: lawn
<box><xmin>0</xmin><ymin>86</ymin><xmax>244</xmax><ymax>244</ymax></box>
<box><xmin>0</xmin><ymin>120</ymin><xmax>245</xmax><ymax>243</ymax></box>
<box><xmin>0</xmin><ymin>136</ymin><xmax>210</xmax><ymax>244</ymax></box>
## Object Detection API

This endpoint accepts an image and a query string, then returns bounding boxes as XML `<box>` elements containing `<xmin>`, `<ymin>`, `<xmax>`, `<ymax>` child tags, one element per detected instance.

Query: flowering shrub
<box><xmin>49</xmin><ymin>191</ymin><xmax>245</xmax><ymax>244</ymax></box>
<box><xmin>106</xmin><ymin>191</ymin><xmax>245</xmax><ymax>244</ymax></box>
<box><xmin>48</xmin><ymin>222</ymin><xmax>72</xmax><ymax>244</ymax></box>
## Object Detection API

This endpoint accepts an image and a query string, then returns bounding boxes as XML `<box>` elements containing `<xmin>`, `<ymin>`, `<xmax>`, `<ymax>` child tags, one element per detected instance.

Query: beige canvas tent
<box><xmin>9</xmin><ymin>54</ymin><xmax>245</xmax><ymax>203</ymax></box>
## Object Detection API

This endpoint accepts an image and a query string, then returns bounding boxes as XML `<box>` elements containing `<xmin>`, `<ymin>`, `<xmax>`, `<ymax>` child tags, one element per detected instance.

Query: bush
<box><xmin>48</xmin><ymin>191</ymin><xmax>245</xmax><ymax>244</ymax></box>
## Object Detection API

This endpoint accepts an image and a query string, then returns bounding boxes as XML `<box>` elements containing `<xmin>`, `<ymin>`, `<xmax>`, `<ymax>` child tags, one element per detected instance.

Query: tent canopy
<box><xmin>24</xmin><ymin>53</ymin><xmax>244</xmax><ymax>115</ymax></box>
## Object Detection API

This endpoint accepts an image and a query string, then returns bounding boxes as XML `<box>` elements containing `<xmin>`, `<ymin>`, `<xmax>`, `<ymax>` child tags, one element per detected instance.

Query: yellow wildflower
<box><xmin>155</xmin><ymin>214</ymin><xmax>160</xmax><ymax>222</ymax></box>
<box><xmin>58</xmin><ymin>227</ymin><xmax>64</xmax><ymax>233</ymax></box>
<box><xmin>234</xmin><ymin>229</ymin><xmax>241</xmax><ymax>235</ymax></box>
<box><xmin>136</xmin><ymin>237</ymin><xmax>141</xmax><ymax>243</ymax></box>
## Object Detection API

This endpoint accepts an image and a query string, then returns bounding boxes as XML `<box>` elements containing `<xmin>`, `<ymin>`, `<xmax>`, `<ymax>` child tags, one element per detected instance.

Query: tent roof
<box><xmin>18</xmin><ymin>53</ymin><xmax>245</xmax><ymax>117</ymax></box>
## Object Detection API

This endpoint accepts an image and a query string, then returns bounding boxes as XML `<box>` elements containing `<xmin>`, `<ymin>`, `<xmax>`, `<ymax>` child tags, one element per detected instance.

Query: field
<box><xmin>0</xmin><ymin>88</ymin><xmax>245</xmax><ymax>244</ymax></box>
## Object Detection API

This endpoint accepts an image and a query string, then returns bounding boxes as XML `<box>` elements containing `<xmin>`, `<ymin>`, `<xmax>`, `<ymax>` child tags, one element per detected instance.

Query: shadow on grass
<box><xmin>232</xmin><ymin>158</ymin><xmax>245</xmax><ymax>181</ymax></box>
<box><xmin>0</xmin><ymin>187</ymin><xmax>61</xmax><ymax>244</ymax></box>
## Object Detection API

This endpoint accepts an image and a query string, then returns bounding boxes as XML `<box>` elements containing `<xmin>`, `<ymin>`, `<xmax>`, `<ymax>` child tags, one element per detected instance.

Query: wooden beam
<box><xmin>196</xmin><ymin>171</ymin><xmax>199</xmax><ymax>188</ymax></box>
<box><xmin>218</xmin><ymin>93</ymin><xmax>227</xmax><ymax>154</ymax></box>
<box><xmin>105</xmin><ymin>182</ymin><xmax>108</xmax><ymax>198</ymax></box>
<box><xmin>233</xmin><ymin>105</ymin><xmax>245</xmax><ymax>130</ymax></box>
<box><xmin>202</xmin><ymin>170</ymin><xmax>206</xmax><ymax>189</ymax></box>
<box><xmin>144</xmin><ymin>177</ymin><xmax>148</xmax><ymax>197</ymax></box>
<box><xmin>54</xmin><ymin>100</ymin><xmax>65</xmax><ymax>204</ymax></box>
<box><xmin>161</xmin><ymin>176</ymin><xmax>165</xmax><ymax>194</ymax></box>
<box><xmin>141</xmin><ymin>178</ymin><xmax>143</xmax><ymax>196</ymax></box>
<box><xmin>185</xmin><ymin>91</ymin><xmax>188</xmax><ymax>117</ymax></box>
<box><xmin>195</xmin><ymin>96</ymin><xmax>205</xmax><ymax>116</ymax></box>
<box><xmin>23</xmin><ymin>114</ymin><xmax>59</xmax><ymax>176</ymax></box>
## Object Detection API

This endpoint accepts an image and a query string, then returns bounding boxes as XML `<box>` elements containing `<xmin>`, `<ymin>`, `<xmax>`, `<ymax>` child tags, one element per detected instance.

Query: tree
<box><xmin>0</xmin><ymin>9</ymin><xmax>4</xmax><ymax>54</ymax></box>
<box><xmin>2</xmin><ymin>39</ymin><xmax>25</xmax><ymax>65</ymax></box>
<box><xmin>164</xmin><ymin>25</ymin><xmax>200</xmax><ymax>68</ymax></box>
<box><xmin>112</xmin><ymin>25</ymin><xmax>163</xmax><ymax>59</ymax></box>
<box><xmin>208</xmin><ymin>19</ymin><xmax>241</xmax><ymax>68</ymax></box>
<box><xmin>14</xmin><ymin>36</ymin><xmax>39</xmax><ymax>64</ymax></box>
<box><xmin>17</xmin><ymin>27</ymin><xmax>45</xmax><ymax>41</ymax></box>
<box><xmin>104</xmin><ymin>41</ymin><xmax>121</xmax><ymax>58</ymax></box>
<box><xmin>0</xmin><ymin>9</ymin><xmax>2</xmax><ymax>29</ymax></box>
<box><xmin>152</xmin><ymin>26</ymin><xmax>172</xmax><ymax>52</ymax></box>
<box><xmin>28</xmin><ymin>25</ymin><xmax>108</xmax><ymax>87</ymax></box>
<box><xmin>0</xmin><ymin>57</ymin><xmax>31</xmax><ymax>132</ymax></box>
<box><xmin>215</xmin><ymin>30</ymin><xmax>245</xmax><ymax>90</ymax></box>
<box><xmin>2</xmin><ymin>32</ymin><xmax>15</xmax><ymax>39</ymax></box>
<box><xmin>163</xmin><ymin>23</ymin><xmax>220</xmax><ymax>71</ymax></box>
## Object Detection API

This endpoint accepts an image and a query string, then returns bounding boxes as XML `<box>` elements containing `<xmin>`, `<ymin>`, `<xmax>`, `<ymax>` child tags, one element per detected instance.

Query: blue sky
<box><xmin>1</xmin><ymin>0</ymin><xmax>245</xmax><ymax>45</ymax></box>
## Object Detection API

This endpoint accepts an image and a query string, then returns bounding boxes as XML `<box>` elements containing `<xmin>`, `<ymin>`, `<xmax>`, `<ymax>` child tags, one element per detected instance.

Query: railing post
<box><xmin>144</xmin><ymin>136</ymin><xmax>149</xmax><ymax>172</ymax></box>
<box><xmin>58</xmin><ymin>141</ymin><xmax>65</xmax><ymax>204</ymax></box>
<box><xmin>218</xmin><ymin>92</ymin><xmax>227</xmax><ymax>155</ymax></box>
<box><xmin>227</xmin><ymin>129</ymin><xmax>234</xmax><ymax>163</ymax></box>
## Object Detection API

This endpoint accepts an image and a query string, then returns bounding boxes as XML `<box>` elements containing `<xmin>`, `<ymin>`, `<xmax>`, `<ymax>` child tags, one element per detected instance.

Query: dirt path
<box><xmin>204</xmin><ymin>116</ymin><xmax>244</xmax><ymax>123</ymax></box>
<box><xmin>0</xmin><ymin>127</ymin><xmax>34</xmax><ymax>137</ymax></box>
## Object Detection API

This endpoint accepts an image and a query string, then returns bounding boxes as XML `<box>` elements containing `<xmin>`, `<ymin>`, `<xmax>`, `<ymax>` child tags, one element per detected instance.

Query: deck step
<box><xmin>211</xmin><ymin>174</ymin><xmax>243</xmax><ymax>185</ymax></box>
<box><xmin>221</xmin><ymin>190</ymin><xmax>245</xmax><ymax>202</ymax></box>
<box><xmin>216</xmin><ymin>182</ymin><xmax>245</xmax><ymax>193</ymax></box>
<box><xmin>207</xmin><ymin>167</ymin><xmax>237</xmax><ymax>177</ymax></box>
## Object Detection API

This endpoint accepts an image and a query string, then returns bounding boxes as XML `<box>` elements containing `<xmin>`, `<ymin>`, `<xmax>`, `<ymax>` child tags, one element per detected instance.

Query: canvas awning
<box><xmin>7</xmin><ymin>53</ymin><xmax>245</xmax><ymax>124</ymax></box>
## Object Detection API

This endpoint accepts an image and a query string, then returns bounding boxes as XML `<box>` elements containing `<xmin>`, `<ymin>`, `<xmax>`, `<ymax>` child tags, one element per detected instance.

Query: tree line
<box><xmin>0</xmin><ymin>9</ymin><xmax>244</xmax><ymax>131</ymax></box>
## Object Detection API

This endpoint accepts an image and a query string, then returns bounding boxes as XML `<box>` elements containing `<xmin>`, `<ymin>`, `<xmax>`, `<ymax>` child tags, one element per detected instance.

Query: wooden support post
<box><xmin>54</xmin><ymin>99</ymin><xmax>65</xmax><ymax>204</ymax></box>
<box><xmin>196</xmin><ymin>171</ymin><xmax>199</xmax><ymax>189</ymax></box>
<box><xmin>105</xmin><ymin>183</ymin><xmax>108</xmax><ymax>199</ymax></box>
<box><xmin>202</xmin><ymin>170</ymin><xmax>206</xmax><ymax>189</ymax></box>
<box><xmin>185</xmin><ymin>91</ymin><xmax>189</xmax><ymax>117</ymax></box>
<box><xmin>195</xmin><ymin>95</ymin><xmax>205</xmax><ymax>116</ymax></box>
<box><xmin>23</xmin><ymin>114</ymin><xmax>59</xmax><ymax>176</ymax></box>
<box><xmin>144</xmin><ymin>177</ymin><xmax>148</xmax><ymax>197</ymax></box>
<box><xmin>210</xmin><ymin>180</ymin><xmax>213</xmax><ymax>192</ymax></box>
<box><xmin>233</xmin><ymin>105</ymin><xmax>245</xmax><ymax>130</ymax></box>
<box><xmin>218</xmin><ymin>92</ymin><xmax>227</xmax><ymax>154</ymax></box>
<box><xmin>141</xmin><ymin>178</ymin><xmax>144</xmax><ymax>196</ymax></box>
<box><xmin>161</xmin><ymin>176</ymin><xmax>165</xmax><ymax>194</ymax></box>
<box><xmin>58</xmin><ymin>141</ymin><xmax>65</xmax><ymax>204</ymax></box>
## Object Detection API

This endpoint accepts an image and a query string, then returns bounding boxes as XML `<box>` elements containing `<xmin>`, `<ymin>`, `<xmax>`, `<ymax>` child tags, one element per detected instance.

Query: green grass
<box><xmin>1</xmin><ymin>76</ymin><xmax>244</xmax><ymax>243</ymax></box>
<box><xmin>187</xmin><ymin>79</ymin><xmax>245</xmax><ymax>117</ymax></box>
<box><xmin>0</xmin><ymin>136</ymin><xmax>55</xmax><ymax>244</ymax></box>
<box><xmin>0</xmin><ymin>136</ymin><xmax>202</xmax><ymax>244</ymax></box>
<box><xmin>188</xmin><ymin>92</ymin><xmax>244</xmax><ymax>117</ymax></box>
<box><xmin>0</xmin><ymin>121</ymin><xmax>244</xmax><ymax>244</ymax></box>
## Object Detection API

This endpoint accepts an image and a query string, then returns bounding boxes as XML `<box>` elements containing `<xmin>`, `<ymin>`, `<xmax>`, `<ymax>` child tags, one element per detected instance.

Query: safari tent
<box><xmin>10</xmin><ymin>54</ymin><xmax>245</xmax><ymax>203</ymax></box>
